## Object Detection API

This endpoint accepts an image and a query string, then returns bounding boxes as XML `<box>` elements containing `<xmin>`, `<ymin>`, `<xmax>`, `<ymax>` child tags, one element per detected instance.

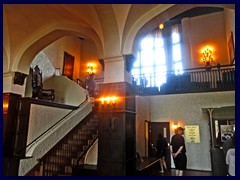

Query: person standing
<box><xmin>223</xmin><ymin>131</ymin><xmax>235</xmax><ymax>157</ymax></box>
<box><xmin>170</xmin><ymin>127</ymin><xmax>187</xmax><ymax>176</ymax></box>
<box><xmin>85</xmin><ymin>73</ymin><xmax>97</xmax><ymax>97</ymax></box>
<box><xmin>225</xmin><ymin>132</ymin><xmax>235</xmax><ymax>176</ymax></box>
<box><xmin>156</xmin><ymin>133</ymin><xmax>168</xmax><ymax>173</ymax></box>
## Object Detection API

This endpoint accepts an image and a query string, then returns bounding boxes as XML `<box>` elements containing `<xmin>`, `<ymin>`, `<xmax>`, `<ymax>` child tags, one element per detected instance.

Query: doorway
<box><xmin>147</xmin><ymin>122</ymin><xmax>171</xmax><ymax>168</ymax></box>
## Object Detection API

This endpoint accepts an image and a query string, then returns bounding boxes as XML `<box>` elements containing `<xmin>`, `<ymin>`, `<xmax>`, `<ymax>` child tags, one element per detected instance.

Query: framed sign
<box><xmin>63</xmin><ymin>52</ymin><xmax>74</xmax><ymax>80</ymax></box>
<box><xmin>185</xmin><ymin>125</ymin><xmax>200</xmax><ymax>143</ymax></box>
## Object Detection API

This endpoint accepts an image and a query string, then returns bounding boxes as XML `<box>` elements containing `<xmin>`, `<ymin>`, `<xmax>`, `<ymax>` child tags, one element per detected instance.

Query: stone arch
<box><xmin>123</xmin><ymin>4</ymin><xmax>234</xmax><ymax>55</ymax></box>
<box><xmin>14</xmin><ymin>23</ymin><xmax>104</xmax><ymax>75</ymax></box>
<box><xmin>93</xmin><ymin>4</ymin><xmax>120</xmax><ymax>57</ymax></box>
<box><xmin>3</xmin><ymin>7</ymin><xmax>10</xmax><ymax>73</ymax></box>
<box><xmin>3</xmin><ymin>47</ymin><xmax>9</xmax><ymax>73</ymax></box>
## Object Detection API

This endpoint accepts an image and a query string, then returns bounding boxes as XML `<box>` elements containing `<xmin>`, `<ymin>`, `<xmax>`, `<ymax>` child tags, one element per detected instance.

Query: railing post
<box><xmin>38</xmin><ymin>159</ymin><xmax>45</xmax><ymax>176</ymax></box>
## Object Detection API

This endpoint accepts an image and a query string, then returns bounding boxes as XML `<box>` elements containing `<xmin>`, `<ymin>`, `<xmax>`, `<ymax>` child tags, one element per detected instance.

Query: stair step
<box><xmin>34</xmin><ymin>171</ymin><xmax>41</xmax><ymax>176</ymax></box>
<box><xmin>63</xmin><ymin>140</ymin><xmax>87</xmax><ymax>146</ymax></box>
<box><xmin>55</xmin><ymin>149</ymin><xmax>78</xmax><ymax>157</ymax></box>
<box><xmin>61</xmin><ymin>144</ymin><xmax>82</xmax><ymax>151</ymax></box>
<box><xmin>27</xmin><ymin>111</ymin><xmax>99</xmax><ymax>176</ymax></box>
<box><xmin>81</xmin><ymin>125</ymin><xmax>98</xmax><ymax>131</ymax></box>
<box><xmin>65</xmin><ymin>166</ymin><xmax>73</xmax><ymax>174</ymax></box>
<box><xmin>47</xmin><ymin>155</ymin><xmax>80</xmax><ymax>166</ymax></box>
<box><xmin>87</xmin><ymin>121</ymin><xmax>98</xmax><ymax>126</ymax></box>
<box><xmin>72</xmin><ymin>134</ymin><xmax>92</xmax><ymax>140</ymax></box>
<box><xmin>74</xmin><ymin>129</ymin><xmax>94</xmax><ymax>134</ymax></box>
<box><xmin>67</xmin><ymin>139</ymin><xmax>88</xmax><ymax>145</ymax></box>
<box><xmin>41</xmin><ymin>164</ymin><xmax>73</xmax><ymax>176</ymax></box>
<box><xmin>47</xmin><ymin>156</ymin><xmax>71</xmax><ymax>164</ymax></box>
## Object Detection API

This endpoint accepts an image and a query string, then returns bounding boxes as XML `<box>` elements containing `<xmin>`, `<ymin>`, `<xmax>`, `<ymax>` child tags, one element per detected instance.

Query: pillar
<box><xmin>3</xmin><ymin>93</ymin><xmax>22</xmax><ymax>175</ymax></box>
<box><xmin>97</xmin><ymin>82</ymin><xmax>136</xmax><ymax>176</ymax></box>
<box><xmin>103</xmin><ymin>55</ymin><xmax>132</xmax><ymax>84</ymax></box>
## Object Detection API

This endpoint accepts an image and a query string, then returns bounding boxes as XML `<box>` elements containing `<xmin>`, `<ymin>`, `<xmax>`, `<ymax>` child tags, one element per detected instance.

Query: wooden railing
<box><xmin>134</xmin><ymin>64</ymin><xmax>235</xmax><ymax>95</ymax></box>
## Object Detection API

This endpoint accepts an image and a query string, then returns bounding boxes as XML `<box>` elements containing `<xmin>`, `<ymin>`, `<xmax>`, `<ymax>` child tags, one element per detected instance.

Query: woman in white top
<box><xmin>225</xmin><ymin>132</ymin><xmax>235</xmax><ymax>176</ymax></box>
<box><xmin>226</xmin><ymin>148</ymin><xmax>235</xmax><ymax>176</ymax></box>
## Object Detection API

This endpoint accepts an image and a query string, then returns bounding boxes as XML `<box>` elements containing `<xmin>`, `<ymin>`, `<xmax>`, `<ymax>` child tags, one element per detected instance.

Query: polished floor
<box><xmin>74</xmin><ymin>164</ymin><xmax>213</xmax><ymax>176</ymax></box>
<box><xmin>155</xmin><ymin>169</ymin><xmax>212</xmax><ymax>176</ymax></box>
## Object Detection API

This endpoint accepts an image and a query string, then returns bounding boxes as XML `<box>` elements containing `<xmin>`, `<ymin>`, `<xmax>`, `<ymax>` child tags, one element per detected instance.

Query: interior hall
<box><xmin>3</xmin><ymin>4</ymin><xmax>235</xmax><ymax>176</ymax></box>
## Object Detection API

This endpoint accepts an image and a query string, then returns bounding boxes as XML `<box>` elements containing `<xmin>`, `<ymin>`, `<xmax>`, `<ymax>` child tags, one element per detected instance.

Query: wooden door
<box><xmin>148</xmin><ymin>122</ymin><xmax>171</xmax><ymax>168</ymax></box>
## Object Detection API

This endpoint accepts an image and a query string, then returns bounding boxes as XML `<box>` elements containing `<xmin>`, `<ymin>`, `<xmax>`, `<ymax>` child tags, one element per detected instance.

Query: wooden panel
<box><xmin>3</xmin><ymin>93</ymin><xmax>21</xmax><ymax>157</ymax></box>
<box><xmin>98</xmin><ymin>162</ymin><xmax>124</xmax><ymax>176</ymax></box>
<box><xmin>98</xmin><ymin>82</ymin><xmax>136</xmax><ymax>175</ymax></box>
<box><xmin>3</xmin><ymin>158</ymin><xmax>20</xmax><ymax>176</ymax></box>
<box><xmin>98</xmin><ymin>139</ymin><xmax>124</xmax><ymax>162</ymax></box>
<box><xmin>125</xmin><ymin>112</ymin><xmax>136</xmax><ymax>137</ymax></box>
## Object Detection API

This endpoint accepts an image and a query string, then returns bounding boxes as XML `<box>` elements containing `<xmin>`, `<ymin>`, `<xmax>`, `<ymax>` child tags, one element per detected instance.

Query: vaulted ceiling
<box><xmin>3</xmin><ymin>4</ymin><xmax>234</xmax><ymax>73</ymax></box>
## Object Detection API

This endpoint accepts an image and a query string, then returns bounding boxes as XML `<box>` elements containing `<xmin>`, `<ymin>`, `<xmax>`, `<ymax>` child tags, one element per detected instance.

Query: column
<box><xmin>103</xmin><ymin>55</ymin><xmax>132</xmax><ymax>84</ymax></box>
<box><xmin>97</xmin><ymin>82</ymin><xmax>136</xmax><ymax>175</ymax></box>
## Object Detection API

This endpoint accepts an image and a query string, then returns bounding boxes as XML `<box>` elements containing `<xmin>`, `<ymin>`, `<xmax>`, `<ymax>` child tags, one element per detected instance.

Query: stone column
<box><xmin>97</xmin><ymin>82</ymin><xmax>136</xmax><ymax>176</ymax></box>
<box><xmin>103</xmin><ymin>55</ymin><xmax>131</xmax><ymax>84</ymax></box>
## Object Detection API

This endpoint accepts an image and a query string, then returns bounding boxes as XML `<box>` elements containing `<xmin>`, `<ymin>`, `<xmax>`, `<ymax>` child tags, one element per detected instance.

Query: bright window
<box><xmin>131</xmin><ymin>24</ymin><xmax>183</xmax><ymax>90</ymax></box>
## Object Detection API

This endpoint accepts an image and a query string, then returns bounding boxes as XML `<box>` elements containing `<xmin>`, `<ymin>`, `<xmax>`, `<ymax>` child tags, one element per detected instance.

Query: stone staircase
<box><xmin>26</xmin><ymin>113</ymin><xmax>98</xmax><ymax>176</ymax></box>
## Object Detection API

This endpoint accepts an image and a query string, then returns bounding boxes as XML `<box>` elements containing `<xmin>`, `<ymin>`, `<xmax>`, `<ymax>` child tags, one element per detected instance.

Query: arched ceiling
<box><xmin>3</xmin><ymin>4</ymin><xmax>235</xmax><ymax>74</ymax></box>
<box><xmin>132</xmin><ymin>4</ymin><xmax>235</xmax><ymax>54</ymax></box>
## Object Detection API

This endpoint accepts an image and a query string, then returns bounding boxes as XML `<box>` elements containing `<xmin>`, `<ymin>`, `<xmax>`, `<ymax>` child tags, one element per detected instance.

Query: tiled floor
<box><xmin>154</xmin><ymin>168</ymin><xmax>212</xmax><ymax>176</ymax></box>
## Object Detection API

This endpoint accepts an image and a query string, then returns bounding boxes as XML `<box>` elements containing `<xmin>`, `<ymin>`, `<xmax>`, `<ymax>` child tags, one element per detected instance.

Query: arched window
<box><xmin>131</xmin><ymin>24</ymin><xmax>183</xmax><ymax>90</ymax></box>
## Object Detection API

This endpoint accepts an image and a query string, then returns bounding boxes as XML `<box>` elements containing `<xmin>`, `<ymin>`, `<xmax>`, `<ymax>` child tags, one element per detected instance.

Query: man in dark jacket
<box><xmin>170</xmin><ymin>127</ymin><xmax>187</xmax><ymax>176</ymax></box>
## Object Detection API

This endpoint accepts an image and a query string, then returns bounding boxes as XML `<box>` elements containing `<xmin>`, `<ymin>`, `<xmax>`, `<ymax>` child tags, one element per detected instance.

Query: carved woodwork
<box><xmin>98</xmin><ymin>59</ymin><xmax>104</xmax><ymax>71</ymax></box>
<box><xmin>32</xmin><ymin>66</ymin><xmax>55</xmax><ymax>101</ymax></box>
<box><xmin>14</xmin><ymin>72</ymin><xmax>27</xmax><ymax>85</ymax></box>
<box><xmin>125</xmin><ymin>54</ymin><xmax>136</xmax><ymax>72</ymax></box>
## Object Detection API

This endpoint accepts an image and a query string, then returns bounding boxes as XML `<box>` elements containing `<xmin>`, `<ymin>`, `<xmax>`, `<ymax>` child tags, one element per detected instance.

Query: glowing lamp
<box><xmin>159</xmin><ymin>23</ymin><xmax>164</xmax><ymax>30</ymax></box>
<box><xmin>87</xmin><ymin>63</ymin><xmax>96</xmax><ymax>74</ymax></box>
<box><xmin>172</xmin><ymin>122</ymin><xmax>178</xmax><ymax>130</ymax></box>
<box><xmin>99</xmin><ymin>96</ymin><xmax>118</xmax><ymax>105</ymax></box>
<box><xmin>201</xmin><ymin>46</ymin><xmax>214</xmax><ymax>70</ymax></box>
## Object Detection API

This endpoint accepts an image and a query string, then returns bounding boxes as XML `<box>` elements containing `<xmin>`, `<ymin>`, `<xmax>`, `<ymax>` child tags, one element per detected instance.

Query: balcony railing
<box><xmin>133</xmin><ymin>64</ymin><xmax>235</xmax><ymax>95</ymax></box>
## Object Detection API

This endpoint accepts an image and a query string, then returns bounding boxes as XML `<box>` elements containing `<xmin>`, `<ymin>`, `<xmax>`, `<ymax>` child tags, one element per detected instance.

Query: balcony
<box><xmin>133</xmin><ymin>64</ymin><xmax>235</xmax><ymax>95</ymax></box>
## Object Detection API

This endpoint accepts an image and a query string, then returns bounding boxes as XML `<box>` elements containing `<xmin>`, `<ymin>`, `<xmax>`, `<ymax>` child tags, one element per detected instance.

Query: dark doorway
<box><xmin>148</xmin><ymin>122</ymin><xmax>171</xmax><ymax>169</ymax></box>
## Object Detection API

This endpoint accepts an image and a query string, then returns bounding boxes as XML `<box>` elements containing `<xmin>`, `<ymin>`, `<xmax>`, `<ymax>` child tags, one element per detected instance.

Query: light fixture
<box><xmin>3</xmin><ymin>94</ymin><xmax>9</xmax><ymax>115</ymax></box>
<box><xmin>201</xmin><ymin>46</ymin><xmax>214</xmax><ymax>71</ymax></box>
<box><xmin>172</xmin><ymin>121</ymin><xmax>178</xmax><ymax>130</ymax></box>
<box><xmin>159</xmin><ymin>23</ymin><xmax>164</xmax><ymax>30</ymax></box>
<box><xmin>100</xmin><ymin>96</ymin><xmax>118</xmax><ymax>105</ymax></box>
<box><xmin>87</xmin><ymin>63</ymin><xmax>96</xmax><ymax>75</ymax></box>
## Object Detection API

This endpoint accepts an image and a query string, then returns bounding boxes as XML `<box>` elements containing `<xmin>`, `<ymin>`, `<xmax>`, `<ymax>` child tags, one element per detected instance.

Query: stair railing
<box><xmin>26</xmin><ymin>101</ymin><xmax>99</xmax><ymax>176</ymax></box>
<box><xmin>15</xmin><ymin>97</ymin><xmax>88</xmax><ymax>158</ymax></box>
<box><xmin>76</xmin><ymin>136</ymin><xmax>98</xmax><ymax>167</ymax></box>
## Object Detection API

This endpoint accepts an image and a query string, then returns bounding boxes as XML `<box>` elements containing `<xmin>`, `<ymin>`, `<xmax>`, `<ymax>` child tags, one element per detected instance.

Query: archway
<box><xmin>14</xmin><ymin>24</ymin><xmax>104</xmax><ymax>75</ymax></box>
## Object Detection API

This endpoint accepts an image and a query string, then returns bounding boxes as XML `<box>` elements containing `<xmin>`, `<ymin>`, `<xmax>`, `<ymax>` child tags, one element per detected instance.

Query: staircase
<box><xmin>26</xmin><ymin>112</ymin><xmax>98</xmax><ymax>176</ymax></box>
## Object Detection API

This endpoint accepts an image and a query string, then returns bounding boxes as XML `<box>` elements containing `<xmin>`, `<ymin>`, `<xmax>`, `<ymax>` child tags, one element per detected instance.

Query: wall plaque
<box><xmin>185</xmin><ymin>125</ymin><xmax>200</xmax><ymax>143</ymax></box>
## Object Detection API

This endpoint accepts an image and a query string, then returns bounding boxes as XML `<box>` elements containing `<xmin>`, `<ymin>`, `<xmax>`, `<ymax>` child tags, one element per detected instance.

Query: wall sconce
<box><xmin>100</xmin><ymin>96</ymin><xmax>118</xmax><ymax>105</ymax></box>
<box><xmin>3</xmin><ymin>94</ymin><xmax>9</xmax><ymax>115</ymax></box>
<box><xmin>172</xmin><ymin>121</ymin><xmax>178</xmax><ymax>130</ymax></box>
<box><xmin>159</xmin><ymin>23</ymin><xmax>164</xmax><ymax>30</ymax></box>
<box><xmin>201</xmin><ymin>46</ymin><xmax>214</xmax><ymax>71</ymax></box>
<box><xmin>87</xmin><ymin>63</ymin><xmax>96</xmax><ymax>75</ymax></box>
